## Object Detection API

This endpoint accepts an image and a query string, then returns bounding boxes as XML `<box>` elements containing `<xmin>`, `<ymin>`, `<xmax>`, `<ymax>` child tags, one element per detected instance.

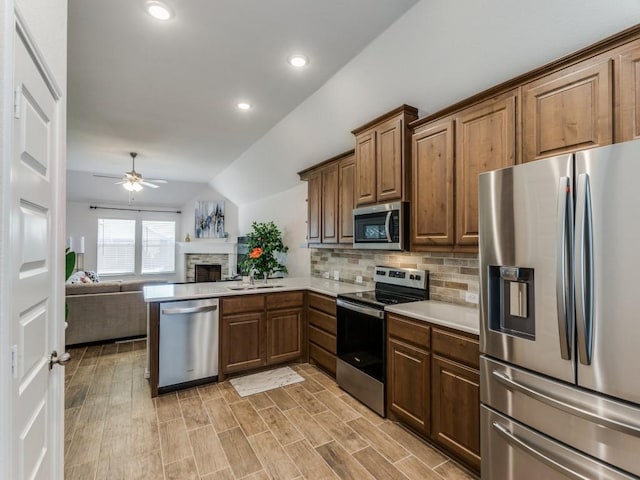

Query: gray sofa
<box><xmin>65</xmin><ymin>279</ymin><xmax>166</xmax><ymax>346</ymax></box>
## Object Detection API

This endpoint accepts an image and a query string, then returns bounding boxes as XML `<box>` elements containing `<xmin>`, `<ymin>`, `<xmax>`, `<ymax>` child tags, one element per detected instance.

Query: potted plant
<box><xmin>240</xmin><ymin>221</ymin><xmax>288</xmax><ymax>280</ymax></box>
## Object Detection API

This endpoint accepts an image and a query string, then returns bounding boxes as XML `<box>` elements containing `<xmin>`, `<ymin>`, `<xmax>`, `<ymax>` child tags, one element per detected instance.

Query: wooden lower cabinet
<box><xmin>431</xmin><ymin>355</ymin><xmax>481</xmax><ymax>471</ymax></box>
<box><xmin>387</xmin><ymin>337</ymin><xmax>430</xmax><ymax>435</ymax></box>
<box><xmin>386</xmin><ymin>313</ymin><xmax>480</xmax><ymax>474</ymax></box>
<box><xmin>307</xmin><ymin>292</ymin><xmax>337</xmax><ymax>377</ymax></box>
<box><xmin>266</xmin><ymin>308</ymin><xmax>302</xmax><ymax>364</ymax></box>
<box><xmin>221</xmin><ymin>312</ymin><xmax>265</xmax><ymax>374</ymax></box>
<box><xmin>221</xmin><ymin>292</ymin><xmax>303</xmax><ymax>376</ymax></box>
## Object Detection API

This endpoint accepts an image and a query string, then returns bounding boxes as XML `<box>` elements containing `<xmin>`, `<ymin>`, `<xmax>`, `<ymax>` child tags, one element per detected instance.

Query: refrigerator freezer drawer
<box><xmin>481</xmin><ymin>407</ymin><xmax>637</xmax><ymax>480</ymax></box>
<box><xmin>481</xmin><ymin>356</ymin><xmax>640</xmax><ymax>477</ymax></box>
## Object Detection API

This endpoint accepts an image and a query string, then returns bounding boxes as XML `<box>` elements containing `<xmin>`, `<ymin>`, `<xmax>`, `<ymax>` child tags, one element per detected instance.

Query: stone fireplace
<box><xmin>185</xmin><ymin>254</ymin><xmax>229</xmax><ymax>282</ymax></box>
<box><xmin>176</xmin><ymin>239</ymin><xmax>237</xmax><ymax>282</ymax></box>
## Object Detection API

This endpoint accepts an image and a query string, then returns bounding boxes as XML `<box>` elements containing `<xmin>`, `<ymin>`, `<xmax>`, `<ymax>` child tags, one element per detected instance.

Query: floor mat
<box><xmin>229</xmin><ymin>366</ymin><xmax>304</xmax><ymax>397</ymax></box>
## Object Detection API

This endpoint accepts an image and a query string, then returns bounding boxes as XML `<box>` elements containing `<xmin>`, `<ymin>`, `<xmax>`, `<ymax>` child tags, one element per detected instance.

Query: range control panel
<box><xmin>374</xmin><ymin>266</ymin><xmax>428</xmax><ymax>290</ymax></box>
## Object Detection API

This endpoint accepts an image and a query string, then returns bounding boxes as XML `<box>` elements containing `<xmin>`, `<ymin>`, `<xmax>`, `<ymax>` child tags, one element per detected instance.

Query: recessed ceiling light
<box><xmin>144</xmin><ymin>1</ymin><xmax>173</xmax><ymax>20</ymax></box>
<box><xmin>288</xmin><ymin>54</ymin><xmax>309</xmax><ymax>68</ymax></box>
<box><xmin>237</xmin><ymin>102</ymin><xmax>252</xmax><ymax>111</ymax></box>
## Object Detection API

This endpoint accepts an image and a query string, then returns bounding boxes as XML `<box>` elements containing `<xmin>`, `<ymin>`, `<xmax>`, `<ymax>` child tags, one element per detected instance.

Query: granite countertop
<box><xmin>385</xmin><ymin>300</ymin><xmax>479</xmax><ymax>336</ymax></box>
<box><xmin>143</xmin><ymin>277</ymin><xmax>371</xmax><ymax>303</ymax></box>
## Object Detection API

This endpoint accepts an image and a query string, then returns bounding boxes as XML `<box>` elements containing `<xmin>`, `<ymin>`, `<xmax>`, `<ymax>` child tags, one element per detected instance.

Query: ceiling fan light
<box><xmin>144</xmin><ymin>1</ymin><xmax>173</xmax><ymax>20</ymax></box>
<box><xmin>132</xmin><ymin>182</ymin><xmax>143</xmax><ymax>192</ymax></box>
<box><xmin>123</xmin><ymin>182</ymin><xmax>135</xmax><ymax>192</ymax></box>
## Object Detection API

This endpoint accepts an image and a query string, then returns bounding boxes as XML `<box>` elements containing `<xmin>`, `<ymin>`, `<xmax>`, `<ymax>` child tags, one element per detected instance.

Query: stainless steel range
<box><xmin>336</xmin><ymin>266</ymin><xmax>428</xmax><ymax>416</ymax></box>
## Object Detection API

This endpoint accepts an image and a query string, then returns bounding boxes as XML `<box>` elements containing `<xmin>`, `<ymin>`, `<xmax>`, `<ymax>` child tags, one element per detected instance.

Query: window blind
<box><xmin>141</xmin><ymin>220</ymin><xmax>176</xmax><ymax>274</ymax></box>
<box><xmin>97</xmin><ymin>219</ymin><xmax>136</xmax><ymax>275</ymax></box>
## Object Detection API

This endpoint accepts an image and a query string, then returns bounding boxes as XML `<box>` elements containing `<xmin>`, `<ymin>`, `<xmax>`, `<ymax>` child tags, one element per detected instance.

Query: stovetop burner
<box><xmin>337</xmin><ymin>266</ymin><xmax>429</xmax><ymax>310</ymax></box>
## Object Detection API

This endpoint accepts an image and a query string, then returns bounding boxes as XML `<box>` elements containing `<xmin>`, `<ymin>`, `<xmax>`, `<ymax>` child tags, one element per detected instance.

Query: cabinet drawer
<box><xmin>308</xmin><ymin>292</ymin><xmax>336</xmax><ymax>316</ymax></box>
<box><xmin>308</xmin><ymin>308</ymin><xmax>336</xmax><ymax>335</ymax></box>
<box><xmin>432</xmin><ymin>328</ymin><xmax>479</xmax><ymax>369</ymax></box>
<box><xmin>222</xmin><ymin>295</ymin><xmax>265</xmax><ymax>315</ymax></box>
<box><xmin>309</xmin><ymin>325</ymin><xmax>336</xmax><ymax>354</ymax></box>
<box><xmin>387</xmin><ymin>314</ymin><xmax>430</xmax><ymax>350</ymax></box>
<box><xmin>266</xmin><ymin>291</ymin><xmax>304</xmax><ymax>310</ymax></box>
<box><xmin>309</xmin><ymin>343</ymin><xmax>336</xmax><ymax>376</ymax></box>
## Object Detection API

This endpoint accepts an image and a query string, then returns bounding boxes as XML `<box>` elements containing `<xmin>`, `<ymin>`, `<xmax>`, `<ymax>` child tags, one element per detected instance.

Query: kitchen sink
<box><xmin>227</xmin><ymin>284</ymin><xmax>283</xmax><ymax>291</ymax></box>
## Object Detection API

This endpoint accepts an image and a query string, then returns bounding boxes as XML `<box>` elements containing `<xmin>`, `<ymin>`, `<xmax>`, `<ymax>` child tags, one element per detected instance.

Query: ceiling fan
<box><xmin>93</xmin><ymin>152</ymin><xmax>168</xmax><ymax>191</ymax></box>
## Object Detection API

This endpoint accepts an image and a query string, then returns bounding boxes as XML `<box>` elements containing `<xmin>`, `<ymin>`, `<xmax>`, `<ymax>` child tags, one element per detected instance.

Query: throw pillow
<box><xmin>84</xmin><ymin>271</ymin><xmax>100</xmax><ymax>283</ymax></box>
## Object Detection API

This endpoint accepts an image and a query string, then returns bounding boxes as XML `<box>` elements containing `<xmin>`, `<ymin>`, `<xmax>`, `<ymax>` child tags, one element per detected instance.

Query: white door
<box><xmin>7</xmin><ymin>16</ymin><xmax>66</xmax><ymax>480</ymax></box>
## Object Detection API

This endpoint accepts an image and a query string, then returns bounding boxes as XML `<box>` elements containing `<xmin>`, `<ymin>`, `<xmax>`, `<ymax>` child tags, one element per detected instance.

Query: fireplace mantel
<box><xmin>176</xmin><ymin>240</ymin><xmax>237</xmax><ymax>281</ymax></box>
<box><xmin>177</xmin><ymin>240</ymin><xmax>236</xmax><ymax>255</ymax></box>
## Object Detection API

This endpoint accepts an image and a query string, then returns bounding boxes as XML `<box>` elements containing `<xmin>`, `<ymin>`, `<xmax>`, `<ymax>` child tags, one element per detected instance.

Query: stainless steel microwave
<box><xmin>353</xmin><ymin>201</ymin><xmax>408</xmax><ymax>250</ymax></box>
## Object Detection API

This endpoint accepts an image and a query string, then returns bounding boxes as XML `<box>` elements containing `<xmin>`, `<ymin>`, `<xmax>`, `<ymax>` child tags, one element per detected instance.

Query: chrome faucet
<box><xmin>249</xmin><ymin>269</ymin><xmax>255</xmax><ymax>286</ymax></box>
<box><xmin>263</xmin><ymin>272</ymin><xmax>268</xmax><ymax>284</ymax></box>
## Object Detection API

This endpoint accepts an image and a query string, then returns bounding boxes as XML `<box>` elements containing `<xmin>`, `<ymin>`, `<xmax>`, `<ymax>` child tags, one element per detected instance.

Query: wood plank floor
<box><xmin>64</xmin><ymin>342</ymin><xmax>477</xmax><ymax>480</ymax></box>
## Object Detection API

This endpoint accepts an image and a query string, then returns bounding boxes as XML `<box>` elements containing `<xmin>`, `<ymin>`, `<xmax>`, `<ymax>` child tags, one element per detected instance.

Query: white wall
<box><xmin>238</xmin><ymin>183</ymin><xmax>310</xmax><ymax>277</ymax></box>
<box><xmin>66</xmin><ymin>201</ymin><xmax>183</xmax><ymax>282</ymax></box>
<box><xmin>212</xmin><ymin>0</ymin><xmax>640</xmax><ymax>207</ymax></box>
<box><xmin>180</xmin><ymin>186</ymin><xmax>239</xmax><ymax>242</ymax></box>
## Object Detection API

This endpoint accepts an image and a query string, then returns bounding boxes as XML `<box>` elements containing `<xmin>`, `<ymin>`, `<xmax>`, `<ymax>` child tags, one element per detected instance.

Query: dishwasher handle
<box><xmin>161</xmin><ymin>304</ymin><xmax>218</xmax><ymax>315</ymax></box>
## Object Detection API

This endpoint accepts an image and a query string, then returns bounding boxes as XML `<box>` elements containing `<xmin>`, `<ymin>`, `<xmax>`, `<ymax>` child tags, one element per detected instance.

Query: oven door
<box><xmin>336</xmin><ymin>299</ymin><xmax>385</xmax><ymax>382</ymax></box>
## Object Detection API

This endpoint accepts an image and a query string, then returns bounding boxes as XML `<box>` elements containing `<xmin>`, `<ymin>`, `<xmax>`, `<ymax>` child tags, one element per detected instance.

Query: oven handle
<box><xmin>337</xmin><ymin>298</ymin><xmax>384</xmax><ymax>319</ymax></box>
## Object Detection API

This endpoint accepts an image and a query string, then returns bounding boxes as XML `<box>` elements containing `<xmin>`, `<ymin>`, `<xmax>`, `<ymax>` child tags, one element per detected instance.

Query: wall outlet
<box><xmin>465</xmin><ymin>292</ymin><xmax>479</xmax><ymax>304</ymax></box>
<box><xmin>322</xmin><ymin>271</ymin><xmax>330</xmax><ymax>279</ymax></box>
<box><xmin>333</xmin><ymin>270</ymin><xmax>340</xmax><ymax>281</ymax></box>
<box><xmin>355</xmin><ymin>275</ymin><xmax>363</xmax><ymax>284</ymax></box>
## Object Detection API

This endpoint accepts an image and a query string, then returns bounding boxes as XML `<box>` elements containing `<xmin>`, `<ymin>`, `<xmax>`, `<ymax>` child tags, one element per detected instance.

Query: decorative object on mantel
<box><xmin>184</xmin><ymin>233</ymin><xmax>191</xmax><ymax>242</ymax></box>
<box><xmin>195</xmin><ymin>200</ymin><xmax>225</xmax><ymax>238</ymax></box>
<box><xmin>240</xmin><ymin>221</ymin><xmax>288</xmax><ymax>278</ymax></box>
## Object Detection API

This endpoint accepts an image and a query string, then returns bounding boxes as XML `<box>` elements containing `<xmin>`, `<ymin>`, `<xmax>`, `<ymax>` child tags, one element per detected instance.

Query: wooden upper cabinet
<box><xmin>411</xmin><ymin>119</ymin><xmax>455</xmax><ymax>248</ymax></box>
<box><xmin>306</xmin><ymin>170</ymin><xmax>321</xmax><ymax>244</ymax></box>
<box><xmin>616</xmin><ymin>41</ymin><xmax>640</xmax><ymax>142</ymax></box>
<box><xmin>321</xmin><ymin>162</ymin><xmax>338</xmax><ymax>244</ymax></box>
<box><xmin>456</xmin><ymin>92</ymin><xmax>517</xmax><ymax>246</ymax></box>
<box><xmin>355</xmin><ymin>130</ymin><xmax>377</xmax><ymax>205</ymax></box>
<box><xmin>338</xmin><ymin>154</ymin><xmax>355</xmax><ymax>243</ymax></box>
<box><xmin>299</xmin><ymin>150</ymin><xmax>355</xmax><ymax>246</ymax></box>
<box><xmin>376</xmin><ymin>116</ymin><xmax>403</xmax><ymax>202</ymax></box>
<box><xmin>353</xmin><ymin>105</ymin><xmax>418</xmax><ymax>206</ymax></box>
<box><xmin>523</xmin><ymin>57</ymin><xmax>613</xmax><ymax>162</ymax></box>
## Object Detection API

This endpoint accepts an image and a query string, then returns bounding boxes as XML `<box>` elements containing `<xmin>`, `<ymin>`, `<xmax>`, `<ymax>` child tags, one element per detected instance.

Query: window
<box><xmin>141</xmin><ymin>220</ymin><xmax>176</xmax><ymax>274</ymax></box>
<box><xmin>97</xmin><ymin>219</ymin><xmax>136</xmax><ymax>275</ymax></box>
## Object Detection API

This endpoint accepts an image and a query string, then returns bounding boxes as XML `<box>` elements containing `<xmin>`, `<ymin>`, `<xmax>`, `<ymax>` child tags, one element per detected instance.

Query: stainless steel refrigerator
<box><xmin>479</xmin><ymin>140</ymin><xmax>640</xmax><ymax>480</ymax></box>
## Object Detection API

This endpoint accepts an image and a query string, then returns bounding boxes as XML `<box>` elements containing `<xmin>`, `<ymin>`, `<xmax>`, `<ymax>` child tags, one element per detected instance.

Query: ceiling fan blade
<box><xmin>139</xmin><ymin>181</ymin><xmax>159</xmax><ymax>189</ymax></box>
<box><xmin>94</xmin><ymin>174</ymin><xmax>123</xmax><ymax>179</ymax></box>
<box><xmin>145</xmin><ymin>179</ymin><xmax>168</xmax><ymax>184</ymax></box>
<box><xmin>114</xmin><ymin>180</ymin><xmax>126</xmax><ymax>185</ymax></box>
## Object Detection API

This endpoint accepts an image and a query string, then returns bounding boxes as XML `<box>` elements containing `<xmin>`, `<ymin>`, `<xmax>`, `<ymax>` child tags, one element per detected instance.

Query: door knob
<box><xmin>49</xmin><ymin>350</ymin><xmax>71</xmax><ymax>370</ymax></box>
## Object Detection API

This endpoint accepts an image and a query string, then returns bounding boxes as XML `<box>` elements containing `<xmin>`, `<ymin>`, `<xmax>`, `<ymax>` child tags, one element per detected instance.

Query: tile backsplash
<box><xmin>310</xmin><ymin>249</ymin><xmax>479</xmax><ymax>307</ymax></box>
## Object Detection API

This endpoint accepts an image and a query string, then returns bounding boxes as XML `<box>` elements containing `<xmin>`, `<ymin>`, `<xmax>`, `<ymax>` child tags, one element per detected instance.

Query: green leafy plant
<box><xmin>240</xmin><ymin>221</ymin><xmax>288</xmax><ymax>279</ymax></box>
<box><xmin>65</xmin><ymin>248</ymin><xmax>76</xmax><ymax>320</ymax></box>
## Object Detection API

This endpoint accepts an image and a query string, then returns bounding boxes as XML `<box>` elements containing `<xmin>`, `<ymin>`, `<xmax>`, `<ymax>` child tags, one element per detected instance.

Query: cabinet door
<box><xmin>617</xmin><ymin>43</ymin><xmax>640</xmax><ymax>142</ymax></box>
<box><xmin>321</xmin><ymin>162</ymin><xmax>338</xmax><ymax>244</ymax></box>
<box><xmin>376</xmin><ymin>116</ymin><xmax>403</xmax><ymax>202</ymax></box>
<box><xmin>306</xmin><ymin>170</ymin><xmax>321</xmax><ymax>243</ymax></box>
<box><xmin>412</xmin><ymin>120</ymin><xmax>455</xmax><ymax>248</ymax></box>
<box><xmin>523</xmin><ymin>58</ymin><xmax>612</xmax><ymax>162</ymax></box>
<box><xmin>266</xmin><ymin>308</ymin><xmax>302</xmax><ymax>365</ymax></box>
<box><xmin>387</xmin><ymin>337</ymin><xmax>430</xmax><ymax>435</ymax></box>
<box><xmin>431</xmin><ymin>355</ymin><xmax>480</xmax><ymax>471</ymax></box>
<box><xmin>338</xmin><ymin>154</ymin><xmax>355</xmax><ymax>243</ymax></box>
<box><xmin>355</xmin><ymin>130</ymin><xmax>376</xmax><ymax>205</ymax></box>
<box><xmin>221</xmin><ymin>312</ymin><xmax>265</xmax><ymax>374</ymax></box>
<box><xmin>456</xmin><ymin>93</ymin><xmax>517</xmax><ymax>245</ymax></box>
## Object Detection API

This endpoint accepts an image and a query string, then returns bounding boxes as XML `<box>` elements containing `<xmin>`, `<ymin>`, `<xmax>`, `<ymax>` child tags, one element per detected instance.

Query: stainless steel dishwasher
<box><xmin>158</xmin><ymin>297</ymin><xmax>219</xmax><ymax>390</ymax></box>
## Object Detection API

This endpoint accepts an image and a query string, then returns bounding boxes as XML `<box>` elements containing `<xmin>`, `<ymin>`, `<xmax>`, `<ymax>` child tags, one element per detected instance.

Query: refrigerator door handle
<box><xmin>575</xmin><ymin>173</ymin><xmax>594</xmax><ymax>365</ymax></box>
<box><xmin>492</xmin><ymin>370</ymin><xmax>640</xmax><ymax>437</ymax></box>
<box><xmin>492</xmin><ymin>421</ymin><xmax>591</xmax><ymax>480</ymax></box>
<box><xmin>556</xmin><ymin>176</ymin><xmax>573</xmax><ymax>360</ymax></box>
